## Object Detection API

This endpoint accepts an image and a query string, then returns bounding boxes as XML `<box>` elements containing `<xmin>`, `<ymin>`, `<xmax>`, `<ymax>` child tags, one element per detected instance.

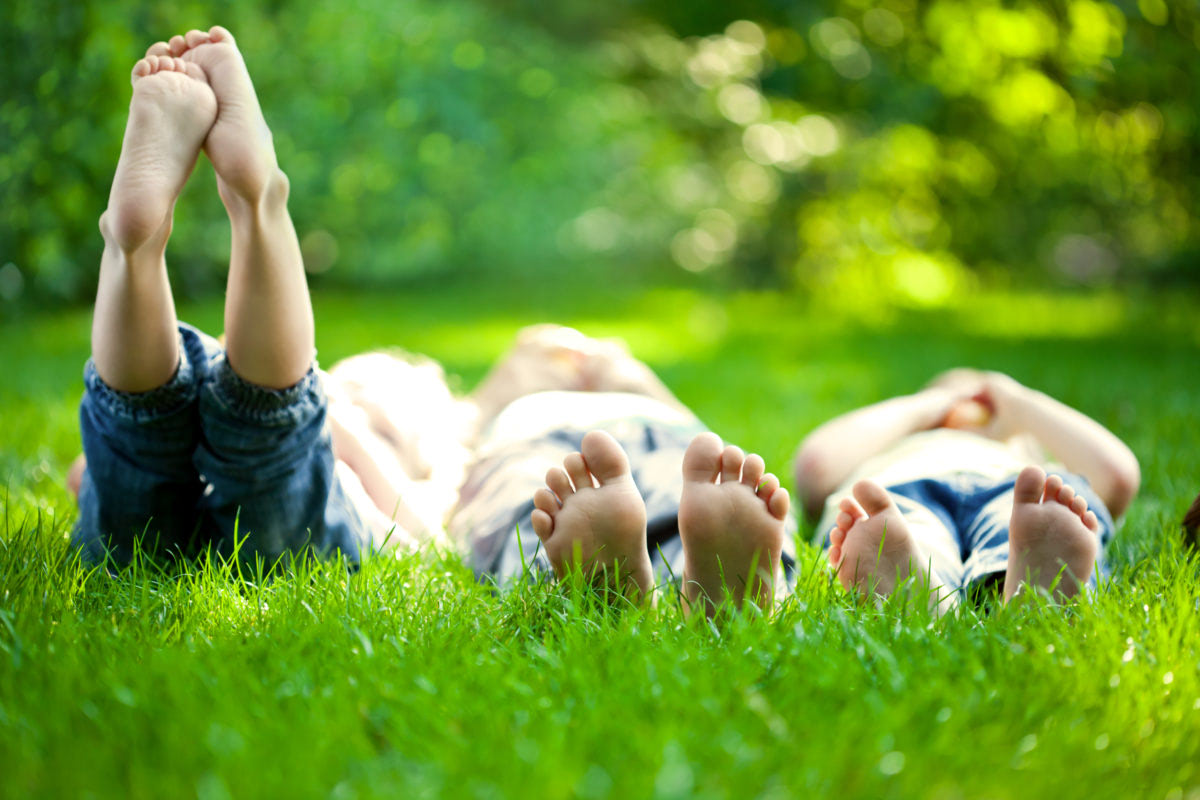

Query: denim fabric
<box><xmin>448</xmin><ymin>417</ymin><xmax>799</xmax><ymax>589</ymax></box>
<box><xmin>73</xmin><ymin>323</ymin><xmax>369</xmax><ymax>568</ymax></box>
<box><xmin>879</xmin><ymin>471</ymin><xmax>1115</xmax><ymax>594</ymax></box>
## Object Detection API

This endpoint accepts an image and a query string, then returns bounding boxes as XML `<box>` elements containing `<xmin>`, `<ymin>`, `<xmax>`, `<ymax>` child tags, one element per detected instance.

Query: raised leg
<box><xmin>163</xmin><ymin>26</ymin><xmax>312</xmax><ymax>389</ymax></box>
<box><xmin>92</xmin><ymin>55</ymin><xmax>216</xmax><ymax>391</ymax></box>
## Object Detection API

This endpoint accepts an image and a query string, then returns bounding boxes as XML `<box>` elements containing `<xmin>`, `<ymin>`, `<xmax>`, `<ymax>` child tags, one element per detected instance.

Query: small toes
<box><xmin>184</xmin><ymin>29</ymin><xmax>211</xmax><ymax>48</ymax></box>
<box><xmin>131</xmin><ymin>58</ymin><xmax>152</xmax><ymax>79</ymax></box>
<box><xmin>720</xmin><ymin>445</ymin><xmax>745</xmax><ymax>483</ymax></box>
<box><xmin>1083</xmin><ymin>510</ymin><xmax>1099</xmax><ymax>532</ymax></box>
<box><xmin>168</xmin><ymin>34</ymin><xmax>187</xmax><ymax>56</ymax></box>
<box><xmin>533</xmin><ymin>487</ymin><xmax>560</xmax><ymax>516</ymax></box>
<box><xmin>740</xmin><ymin>453</ymin><xmax>765</xmax><ymax>490</ymax></box>
<box><xmin>830</xmin><ymin>526</ymin><xmax>846</xmax><ymax>547</ymax></box>
<box><xmin>828</xmin><ymin>543</ymin><xmax>842</xmax><ymax>566</ymax></box>
<box><xmin>767</xmin><ymin>486</ymin><xmax>790</xmax><ymax>520</ymax></box>
<box><xmin>1056</xmin><ymin>484</ymin><xmax>1076</xmax><ymax>507</ymax></box>
<box><xmin>563</xmin><ymin>452</ymin><xmax>593</xmax><ymax>491</ymax></box>
<box><xmin>682</xmin><ymin>432</ymin><xmax>723</xmax><ymax>482</ymax></box>
<box><xmin>531</xmin><ymin>509</ymin><xmax>553</xmax><ymax>543</ymax></box>
<box><xmin>1042</xmin><ymin>474</ymin><xmax>1064</xmax><ymax>503</ymax></box>
<box><xmin>208</xmin><ymin>25</ymin><xmax>235</xmax><ymax>44</ymax></box>
<box><xmin>546</xmin><ymin>467</ymin><xmax>573</xmax><ymax>500</ymax></box>
<box><xmin>145</xmin><ymin>41</ymin><xmax>171</xmax><ymax>57</ymax></box>
<box><xmin>836</xmin><ymin>511</ymin><xmax>855</xmax><ymax>531</ymax></box>
<box><xmin>755</xmin><ymin>473</ymin><xmax>780</xmax><ymax>501</ymax></box>
<box><xmin>1070</xmin><ymin>495</ymin><xmax>1088</xmax><ymax>516</ymax></box>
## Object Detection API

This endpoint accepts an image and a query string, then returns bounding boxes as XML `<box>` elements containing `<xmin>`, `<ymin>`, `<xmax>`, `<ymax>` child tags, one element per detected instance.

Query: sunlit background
<box><xmin>2</xmin><ymin>0</ymin><xmax>1197</xmax><ymax>311</ymax></box>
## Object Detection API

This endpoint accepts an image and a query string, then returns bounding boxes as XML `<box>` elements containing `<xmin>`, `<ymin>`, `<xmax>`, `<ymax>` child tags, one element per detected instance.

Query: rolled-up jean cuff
<box><xmin>205</xmin><ymin>355</ymin><xmax>323</xmax><ymax>427</ymax></box>
<box><xmin>81</xmin><ymin>331</ymin><xmax>198</xmax><ymax>422</ymax></box>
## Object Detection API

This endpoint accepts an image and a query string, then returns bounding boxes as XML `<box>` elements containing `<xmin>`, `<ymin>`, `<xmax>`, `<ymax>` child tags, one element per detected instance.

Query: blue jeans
<box><xmin>73</xmin><ymin>323</ymin><xmax>369</xmax><ymax>568</ymax></box>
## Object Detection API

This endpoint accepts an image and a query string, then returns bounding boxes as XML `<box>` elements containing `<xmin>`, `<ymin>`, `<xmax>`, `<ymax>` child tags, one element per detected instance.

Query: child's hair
<box><xmin>1184</xmin><ymin>493</ymin><xmax>1200</xmax><ymax>549</ymax></box>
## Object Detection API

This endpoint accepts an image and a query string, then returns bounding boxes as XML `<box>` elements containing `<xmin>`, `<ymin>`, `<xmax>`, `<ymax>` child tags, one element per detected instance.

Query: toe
<box><xmin>1083</xmin><ymin>510</ymin><xmax>1099</xmax><ymax>532</ymax></box>
<box><xmin>768</xmin><ymin>486</ymin><xmax>790</xmax><ymax>520</ymax></box>
<box><xmin>720</xmin><ymin>445</ymin><xmax>745</xmax><ymax>483</ymax></box>
<box><xmin>1057</xmin><ymin>484</ymin><xmax>1076</xmax><ymax>507</ymax></box>
<box><xmin>209</xmin><ymin>25</ymin><xmax>236</xmax><ymax>44</ymax></box>
<box><xmin>830</xmin><ymin>526</ymin><xmax>846</xmax><ymax>546</ymax></box>
<box><xmin>546</xmin><ymin>467</ymin><xmax>573</xmax><ymax>500</ymax></box>
<box><xmin>851</xmin><ymin>480</ymin><xmax>894</xmax><ymax>516</ymax></box>
<box><xmin>838</xmin><ymin>496</ymin><xmax>866</xmax><ymax>520</ymax></box>
<box><xmin>131</xmin><ymin>58</ymin><xmax>152</xmax><ymax>80</ymax></box>
<box><xmin>828</xmin><ymin>543</ymin><xmax>842</xmax><ymax>566</ymax></box>
<box><xmin>563</xmin><ymin>452</ymin><xmax>592</xmax><ymax>491</ymax></box>
<box><xmin>1070</xmin><ymin>494</ymin><xmax>1089</xmax><ymax>516</ymax></box>
<box><xmin>1013</xmin><ymin>465</ymin><xmax>1046</xmax><ymax>504</ymax></box>
<box><xmin>740</xmin><ymin>453</ymin><xmax>765</xmax><ymax>490</ymax></box>
<box><xmin>533</xmin><ymin>487</ymin><xmax>560</xmax><ymax>516</ymax></box>
<box><xmin>836</xmin><ymin>511</ymin><xmax>855</xmax><ymax>531</ymax></box>
<box><xmin>531</xmin><ymin>509</ymin><xmax>553</xmax><ymax>543</ymax></box>
<box><xmin>682</xmin><ymin>432</ymin><xmax>723</xmax><ymax>483</ymax></box>
<box><xmin>579</xmin><ymin>430</ymin><xmax>631</xmax><ymax>485</ymax></box>
<box><xmin>1042</xmin><ymin>474</ymin><xmax>1064</xmax><ymax>503</ymax></box>
<box><xmin>168</xmin><ymin>34</ymin><xmax>187</xmax><ymax>56</ymax></box>
<box><xmin>756</xmin><ymin>473</ymin><xmax>780</xmax><ymax>501</ymax></box>
<box><xmin>184</xmin><ymin>29</ymin><xmax>211</xmax><ymax>49</ymax></box>
<box><xmin>146</xmin><ymin>41</ymin><xmax>171</xmax><ymax>57</ymax></box>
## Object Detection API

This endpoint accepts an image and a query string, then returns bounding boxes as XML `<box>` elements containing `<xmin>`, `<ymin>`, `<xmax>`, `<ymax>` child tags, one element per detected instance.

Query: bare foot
<box><xmin>1005</xmin><ymin>466</ymin><xmax>1099</xmax><ymax>602</ymax></box>
<box><xmin>829</xmin><ymin>480</ymin><xmax>933</xmax><ymax>602</ymax></box>
<box><xmin>156</xmin><ymin>27</ymin><xmax>279</xmax><ymax>201</ymax></box>
<box><xmin>531</xmin><ymin>431</ymin><xmax>653</xmax><ymax>600</ymax></box>
<box><xmin>105</xmin><ymin>55</ymin><xmax>217</xmax><ymax>251</ymax></box>
<box><xmin>678</xmin><ymin>433</ymin><xmax>788</xmax><ymax>617</ymax></box>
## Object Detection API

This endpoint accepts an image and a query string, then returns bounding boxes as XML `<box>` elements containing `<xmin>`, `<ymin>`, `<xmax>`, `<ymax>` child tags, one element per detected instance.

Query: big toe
<box><xmin>1013</xmin><ymin>465</ymin><xmax>1047</xmax><ymax>505</ymax></box>
<box><xmin>851</xmin><ymin>480</ymin><xmax>895</xmax><ymax>516</ymax></box>
<box><xmin>682</xmin><ymin>432</ymin><xmax>723</xmax><ymax>482</ymax></box>
<box><xmin>580</xmin><ymin>430</ymin><xmax>632</xmax><ymax>484</ymax></box>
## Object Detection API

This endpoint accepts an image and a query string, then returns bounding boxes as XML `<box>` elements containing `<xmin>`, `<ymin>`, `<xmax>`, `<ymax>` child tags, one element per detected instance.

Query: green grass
<box><xmin>2</xmin><ymin>285</ymin><xmax>1199</xmax><ymax>799</ymax></box>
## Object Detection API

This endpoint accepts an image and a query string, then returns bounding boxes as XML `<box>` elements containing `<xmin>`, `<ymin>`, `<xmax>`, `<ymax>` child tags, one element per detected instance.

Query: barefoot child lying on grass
<box><xmin>73</xmin><ymin>28</ymin><xmax>792</xmax><ymax>617</ymax></box>
<box><xmin>792</xmin><ymin>371</ymin><xmax>1141</xmax><ymax>609</ymax></box>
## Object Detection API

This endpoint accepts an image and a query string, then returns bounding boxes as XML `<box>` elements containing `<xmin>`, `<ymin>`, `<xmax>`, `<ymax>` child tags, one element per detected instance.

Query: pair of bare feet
<box><xmin>108</xmin><ymin>26</ymin><xmax>277</xmax><ymax>253</ymax></box>
<box><xmin>829</xmin><ymin>466</ymin><xmax>1100</xmax><ymax>605</ymax></box>
<box><xmin>530</xmin><ymin>431</ymin><xmax>789</xmax><ymax>616</ymax></box>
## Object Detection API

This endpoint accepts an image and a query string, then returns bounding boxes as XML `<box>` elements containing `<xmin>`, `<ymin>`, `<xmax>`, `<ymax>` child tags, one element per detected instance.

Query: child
<box><xmin>75</xmin><ymin>27</ymin><xmax>370</xmax><ymax>567</ymax></box>
<box><xmin>791</xmin><ymin>370</ymin><xmax>1140</xmax><ymax>607</ymax></box>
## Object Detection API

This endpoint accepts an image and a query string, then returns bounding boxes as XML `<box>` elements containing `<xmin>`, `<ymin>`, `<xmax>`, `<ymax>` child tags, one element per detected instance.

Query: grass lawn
<box><xmin>1</xmin><ymin>284</ymin><xmax>1198</xmax><ymax>799</ymax></box>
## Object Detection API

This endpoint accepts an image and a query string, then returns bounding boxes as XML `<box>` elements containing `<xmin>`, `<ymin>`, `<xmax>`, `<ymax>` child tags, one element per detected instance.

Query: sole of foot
<box><xmin>829</xmin><ymin>480</ymin><xmax>935</xmax><ymax>603</ymax></box>
<box><xmin>531</xmin><ymin>430</ymin><xmax>653</xmax><ymax>601</ymax></box>
<box><xmin>105</xmin><ymin>55</ymin><xmax>217</xmax><ymax>252</ymax></box>
<box><xmin>678</xmin><ymin>433</ymin><xmax>788</xmax><ymax>618</ymax></box>
<box><xmin>1004</xmin><ymin>465</ymin><xmax>1099</xmax><ymax>602</ymax></box>
<box><xmin>152</xmin><ymin>26</ymin><xmax>279</xmax><ymax>202</ymax></box>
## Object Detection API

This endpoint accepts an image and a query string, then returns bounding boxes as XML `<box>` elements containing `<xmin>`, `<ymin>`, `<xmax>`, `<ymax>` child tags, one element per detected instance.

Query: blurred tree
<box><xmin>1</xmin><ymin>0</ymin><xmax>1198</xmax><ymax>312</ymax></box>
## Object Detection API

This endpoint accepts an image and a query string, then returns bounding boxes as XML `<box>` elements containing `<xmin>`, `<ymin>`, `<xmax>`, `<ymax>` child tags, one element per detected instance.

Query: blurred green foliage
<box><xmin>2</xmin><ymin>0</ymin><xmax>1198</xmax><ymax>310</ymax></box>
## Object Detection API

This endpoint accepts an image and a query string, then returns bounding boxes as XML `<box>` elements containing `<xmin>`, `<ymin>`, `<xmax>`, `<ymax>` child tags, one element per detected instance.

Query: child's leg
<box><xmin>74</xmin><ymin>54</ymin><xmax>219</xmax><ymax>563</ymax></box>
<box><xmin>163</xmin><ymin>28</ymin><xmax>367</xmax><ymax>564</ymax></box>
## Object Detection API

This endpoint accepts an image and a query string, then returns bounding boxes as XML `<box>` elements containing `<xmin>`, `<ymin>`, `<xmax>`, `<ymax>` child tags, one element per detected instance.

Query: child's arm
<box><xmin>792</xmin><ymin>388</ymin><xmax>966</xmax><ymax>520</ymax></box>
<box><xmin>979</xmin><ymin>374</ymin><xmax>1141</xmax><ymax>518</ymax></box>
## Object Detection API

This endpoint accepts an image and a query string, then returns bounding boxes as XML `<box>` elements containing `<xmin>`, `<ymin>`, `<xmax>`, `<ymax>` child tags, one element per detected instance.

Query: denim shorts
<box><xmin>73</xmin><ymin>323</ymin><xmax>370</xmax><ymax>568</ymax></box>
<box><xmin>821</xmin><ymin>471</ymin><xmax>1115</xmax><ymax>598</ymax></box>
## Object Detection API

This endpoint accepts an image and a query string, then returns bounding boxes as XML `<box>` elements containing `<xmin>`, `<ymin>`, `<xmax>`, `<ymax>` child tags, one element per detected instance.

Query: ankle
<box><xmin>99</xmin><ymin>208</ymin><xmax>170</xmax><ymax>258</ymax></box>
<box><xmin>218</xmin><ymin>167</ymin><xmax>289</xmax><ymax>217</ymax></box>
